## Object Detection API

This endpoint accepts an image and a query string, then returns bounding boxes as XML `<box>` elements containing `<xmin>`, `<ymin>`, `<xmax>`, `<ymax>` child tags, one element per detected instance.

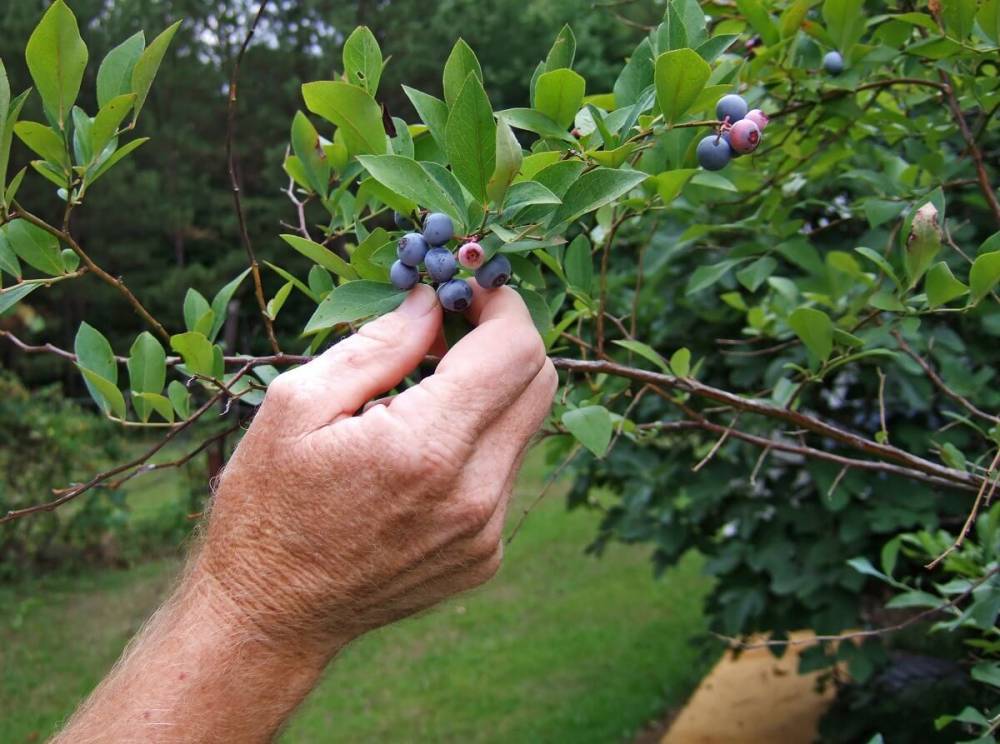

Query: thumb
<box><xmin>264</xmin><ymin>285</ymin><xmax>441</xmax><ymax>431</ymax></box>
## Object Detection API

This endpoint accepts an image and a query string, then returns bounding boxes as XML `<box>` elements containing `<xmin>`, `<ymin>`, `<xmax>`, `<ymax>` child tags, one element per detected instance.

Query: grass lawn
<box><xmin>0</xmin><ymin>452</ymin><xmax>712</xmax><ymax>743</ymax></box>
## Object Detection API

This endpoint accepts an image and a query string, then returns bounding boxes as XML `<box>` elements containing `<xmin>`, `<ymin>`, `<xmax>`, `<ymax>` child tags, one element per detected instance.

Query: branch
<box><xmin>939</xmin><ymin>71</ymin><xmax>1000</xmax><ymax>225</ymax></box>
<box><xmin>925</xmin><ymin>448</ymin><xmax>1000</xmax><ymax>570</ymax></box>
<box><xmin>771</xmin><ymin>77</ymin><xmax>948</xmax><ymax>119</ymax></box>
<box><xmin>226</xmin><ymin>1</ymin><xmax>281</xmax><ymax>355</ymax></box>
<box><xmin>0</xmin><ymin>364</ymin><xmax>255</xmax><ymax>524</ymax></box>
<box><xmin>552</xmin><ymin>357</ymin><xmax>983</xmax><ymax>491</ymax></box>
<box><xmin>892</xmin><ymin>331</ymin><xmax>999</xmax><ymax>426</ymax></box>
<box><xmin>11</xmin><ymin>204</ymin><xmax>170</xmax><ymax>343</ymax></box>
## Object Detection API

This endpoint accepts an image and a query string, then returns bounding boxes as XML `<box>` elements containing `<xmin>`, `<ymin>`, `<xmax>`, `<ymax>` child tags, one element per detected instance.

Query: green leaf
<box><xmin>14</xmin><ymin>121</ymin><xmax>67</xmax><ymax>167</ymax></box>
<box><xmin>90</xmin><ymin>93</ymin><xmax>135</xmax><ymax>160</ymax></box>
<box><xmin>544</xmin><ymin>25</ymin><xmax>576</xmax><ymax>71</ymax></box>
<box><xmin>904</xmin><ymin>202</ymin><xmax>941</xmax><ymax>287</ymax></box>
<box><xmin>264</xmin><ymin>261</ymin><xmax>319</xmax><ymax>303</ymax></box>
<box><xmin>75</xmin><ymin>321</ymin><xmax>119</xmax><ymax>414</ymax></box>
<box><xmin>925</xmin><ymin>262</ymin><xmax>968</xmax><ymax>308</ymax></box>
<box><xmin>1</xmin><ymin>89</ymin><xmax>30</xmax><ymax>197</ymax></box>
<box><xmin>0</xmin><ymin>283</ymin><xmax>38</xmax><ymax>314</ymax></box>
<box><xmin>167</xmin><ymin>380</ymin><xmax>191</xmax><ymax>419</ymax></box>
<box><xmin>342</xmin><ymin>26</ymin><xmax>382</xmax><ymax>94</ymax></box>
<box><xmin>302</xmin><ymin>81</ymin><xmax>386</xmax><ymax>156</ymax></box>
<box><xmin>670</xmin><ymin>347</ymin><xmax>692</xmax><ymax>377</ymax></box>
<box><xmin>672</xmin><ymin>0</ymin><xmax>708</xmax><ymax>47</ymax></box>
<box><xmin>533</xmin><ymin>69</ymin><xmax>585</xmax><ymax>130</ymax></box>
<box><xmin>281</xmin><ymin>234</ymin><xmax>359</xmax><ymax>280</ymax></box>
<box><xmin>305</xmin><ymin>281</ymin><xmax>408</xmax><ymax>334</ymax></box>
<box><xmin>183</xmin><ymin>289</ymin><xmax>212</xmax><ymax>334</ymax></box>
<box><xmin>498</xmin><ymin>108</ymin><xmax>576</xmax><ymax>142</ymax></box>
<box><xmin>0</xmin><ymin>226</ymin><xmax>21</xmax><ymax>279</ymax></box>
<box><xmin>97</xmin><ymin>31</ymin><xmax>144</xmax><ymax>108</ymax></box>
<box><xmin>266</xmin><ymin>281</ymin><xmax>294</xmax><ymax>319</ymax></box>
<box><xmin>5</xmin><ymin>219</ymin><xmax>66</xmax><ymax>276</ymax></box>
<box><xmin>689</xmin><ymin>171</ymin><xmax>737</xmax><ymax>191</ymax></box>
<box><xmin>736</xmin><ymin>0</ymin><xmax>780</xmax><ymax>45</ymax></box>
<box><xmin>69</xmin><ymin>106</ymin><xmax>91</xmax><ymax>165</ymax></box>
<box><xmin>863</xmin><ymin>199</ymin><xmax>906</xmax><ymax>229</ymax></box>
<box><xmin>442</xmin><ymin>39</ymin><xmax>483</xmax><ymax>108</ymax></box>
<box><xmin>971</xmin><ymin>662</ymin><xmax>1000</xmax><ymax>689</ymax></box>
<box><xmin>130</xmin><ymin>20</ymin><xmax>180</xmax><ymax>125</ymax></box>
<box><xmin>87</xmin><ymin>137</ymin><xmax>149</xmax><ymax>184</ymax></box>
<box><xmin>612</xmin><ymin>339</ymin><xmax>670</xmax><ymax>373</ymax></box>
<box><xmin>562</xmin><ymin>406</ymin><xmax>613</xmax><ymax>457</ymax></box>
<box><xmin>516</xmin><ymin>286</ymin><xmax>553</xmax><ymax>334</ymax></box>
<box><xmin>308</xmin><ymin>265</ymin><xmax>334</xmax><ymax>296</ymax></box>
<box><xmin>563</xmin><ymin>235</ymin><xmax>593</xmax><ymax>294</ymax></box>
<box><xmin>736</xmin><ymin>256</ymin><xmax>777</xmax><ymax>292</ymax></box>
<box><xmin>170</xmin><ymin>332</ymin><xmax>216</xmax><ymax>377</ymax></box>
<box><xmin>486</xmin><ymin>117</ymin><xmax>523</xmax><ymax>206</ymax></box>
<box><xmin>969</xmin><ymin>251</ymin><xmax>1000</xmax><ymax>304</ymax></box>
<box><xmin>941</xmin><ymin>0</ymin><xmax>977</xmax><ymax>39</ymax></box>
<box><xmin>356</xmin><ymin>155</ymin><xmax>464</xmax><ymax>226</ymax></box>
<box><xmin>78</xmin><ymin>366</ymin><xmax>126</xmax><ymax>419</ymax></box>
<box><xmin>822</xmin><ymin>0</ymin><xmax>865</xmax><ymax>51</ymax></box>
<box><xmin>127</xmin><ymin>332</ymin><xmax>166</xmax><ymax>422</ymax></box>
<box><xmin>940</xmin><ymin>442</ymin><xmax>966</xmax><ymax>471</ymax></box>
<box><xmin>290</xmin><ymin>111</ymin><xmax>331</xmax><ymax>197</ymax></box>
<box><xmin>503</xmin><ymin>181</ymin><xmax>562</xmax><ymax>212</ymax></box>
<box><xmin>210</xmin><ymin>269</ymin><xmax>250</xmax><ymax>341</ymax></box>
<box><xmin>402</xmin><ymin>86</ymin><xmax>449</xmax><ymax>151</ymax></box>
<box><xmin>855</xmin><ymin>246</ymin><xmax>901</xmax><ymax>288</ymax></box>
<box><xmin>0</xmin><ymin>59</ymin><xmax>9</xmax><ymax>134</ymax></box>
<box><xmin>133</xmin><ymin>392</ymin><xmax>173</xmax><ymax>423</ymax></box>
<box><xmin>25</xmin><ymin>0</ymin><xmax>88</xmax><ymax>128</ymax></box>
<box><xmin>685</xmin><ymin>259</ymin><xmax>740</xmax><ymax>295</ymax></box>
<box><xmin>446</xmin><ymin>74</ymin><xmax>496</xmax><ymax>203</ymax></box>
<box><xmin>551</xmin><ymin>168</ymin><xmax>647</xmax><ymax>226</ymax></box>
<box><xmin>695</xmin><ymin>34</ymin><xmax>739</xmax><ymax>62</ymax></box>
<box><xmin>656</xmin><ymin>168</ymin><xmax>697</xmax><ymax>203</ymax></box>
<box><xmin>788</xmin><ymin>307</ymin><xmax>834</xmax><ymax>362</ymax></box>
<box><xmin>656</xmin><ymin>4</ymin><xmax>688</xmax><ymax>52</ymax></box>
<box><xmin>654</xmin><ymin>49</ymin><xmax>711</xmax><ymax>124</ymax></box>
<box><xmin>978</xmin><ymin>0</ymin><xmax>1000</xmax><ymax>44</ymax></box>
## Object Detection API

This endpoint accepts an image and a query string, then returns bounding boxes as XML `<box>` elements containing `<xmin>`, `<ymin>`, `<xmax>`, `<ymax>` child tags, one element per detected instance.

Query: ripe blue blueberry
<box><xmin>823</xmin><ymin>51</ymin><xmax>844</xmax><ymax>75</ymax></box>
<box><xmin>393</xmin><ymin>211</ymin><xmax>413</xmax><ymax>230</ymax></box>
<box><xmin>390</xmin><ymin>260</ymin><xmax>419</xmax><ymax>290</ymax></box>
<box><xmin>397</xmin><ymin>232</ymin><xmax>429</xmax><ymax>267</ymax></box>
<box><xmin>475</xmin><ymin>254</ymin><xmax>512</xmax><ymax>289</ymax></box>
<box><xmin>437</xmin><ymin>279</ymin><xmax>473</xmax><ymax>312</ymax></box>
<box><xmin>696</xmin><ymin>135</ymin><xmax>732</xmax><ymax>171</ymax></box>
<box><xmin>424</xmin><ymin>247</ymin><xmax>458</xmax><ymax>283</ymax></box>
<box><xmin>716</xmin><ymin>94</ymin><xmax>748</xmax><ymax>124</ymax></box>
<box><xmin>422</xmin><ymin>212</ymin><xmax>455</xmax><ymax>246</ymax></box>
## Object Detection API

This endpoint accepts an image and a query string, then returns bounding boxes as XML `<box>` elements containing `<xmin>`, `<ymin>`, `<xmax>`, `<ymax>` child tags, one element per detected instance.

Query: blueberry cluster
<box><xmin>696</xmin><ymin>94</ymin><xmax>768</xmax><ymax>171</ymax></box>
<box><xmin>391</xmin><ymin>212</ymin><xmax>512</xmax><ymax>312</ymax></box>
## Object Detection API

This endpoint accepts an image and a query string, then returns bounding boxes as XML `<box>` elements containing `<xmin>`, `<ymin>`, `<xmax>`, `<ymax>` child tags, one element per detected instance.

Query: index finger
<box><xmin>386</xmin><ymin>283</ymin><xmax>547</xmax><ymax>441</ymax></box>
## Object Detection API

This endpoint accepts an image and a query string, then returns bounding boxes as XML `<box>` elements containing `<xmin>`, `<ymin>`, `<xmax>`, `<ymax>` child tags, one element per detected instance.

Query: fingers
<box><xmin>387</xmin><ymin>285</ymin><xmax>547</xmax><ymax>445</ymax></box>
<box><xmin>259</xmin><ymin>285</ymin><xmax>441</xmax><ymax>433</ymax></box>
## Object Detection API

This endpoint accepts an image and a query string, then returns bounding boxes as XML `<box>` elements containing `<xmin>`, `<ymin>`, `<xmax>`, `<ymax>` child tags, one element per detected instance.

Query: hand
<box><xmin>195</xmin><ymin>282</ymin><xmax>556</xmax><ymax>652</ymax></box>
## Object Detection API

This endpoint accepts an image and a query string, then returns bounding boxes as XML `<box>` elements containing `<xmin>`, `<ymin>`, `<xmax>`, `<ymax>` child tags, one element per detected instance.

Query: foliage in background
<box><xmin>1</xmin><ymin>0</ymin><xmax>999</xmax><ymax>740</ymax></box>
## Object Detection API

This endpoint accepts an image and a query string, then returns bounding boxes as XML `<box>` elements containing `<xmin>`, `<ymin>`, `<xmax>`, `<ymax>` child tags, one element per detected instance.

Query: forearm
<box><xmin>54</xmin><ymin>564</ymin><xmax>338</xmax><ymax>744</ymax></box>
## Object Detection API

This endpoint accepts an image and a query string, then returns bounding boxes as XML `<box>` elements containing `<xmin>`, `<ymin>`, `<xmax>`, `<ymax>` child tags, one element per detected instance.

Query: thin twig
<box><xmin>506</xmin><ymin>445</ymin><xmax>582</xmax><ymax>544</ymax></box>
<box><xmin>226</xmin><ymin>1</ymin><xmax>282</xmax><ymax>354</ymax></box>
<box><xmin>925</xmin><ymin>448</ymin><xmax>1000</xmax><ymax>570</ymax></box>
<box><xmin>692</xmin><ymin>413</ymin><xmax>740</xmax><ymax>472</ymax></box>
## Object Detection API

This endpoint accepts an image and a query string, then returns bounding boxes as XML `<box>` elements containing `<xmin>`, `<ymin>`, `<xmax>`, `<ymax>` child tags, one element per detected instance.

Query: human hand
<box><xmin>194</xmin><ymin>282</ymin><xmax>556</xmax><ymax>653</ymax></box>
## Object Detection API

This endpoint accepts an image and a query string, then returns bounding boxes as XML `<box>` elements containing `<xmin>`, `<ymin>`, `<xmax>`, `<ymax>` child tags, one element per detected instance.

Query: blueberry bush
<box><xmin>1</xmin><ymin>1</ymin><xmax>999</xmax><ymax>738</ymax></box>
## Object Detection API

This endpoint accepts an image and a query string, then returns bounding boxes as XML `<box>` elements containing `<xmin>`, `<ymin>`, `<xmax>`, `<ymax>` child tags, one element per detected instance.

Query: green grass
<box><xmin>0</xmin><ymin>455</ymin><xmax>712</xmax><ymax>743</ymax></box>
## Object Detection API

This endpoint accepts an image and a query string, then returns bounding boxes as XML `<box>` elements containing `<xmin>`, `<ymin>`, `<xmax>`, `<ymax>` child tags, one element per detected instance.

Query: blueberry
<box><xmin>393</xmin><ymin>211</ymin><xmax>413</xmax><ymax>230</ymax></box>
<box><xmin>475</xmin><ymin>254</ymin><xmax>512</xmax><ymax>289</ymax></box>
<box><xmin>727</xmin><ymin>119</ymin><xmax>761</xmax><ymax>154</ymax></box>
<box><xmin>424</xmin><ymin>247</ymin><xmax>458</xmax><ymax>283</ymax></box>
<box><xmin>721</xmin><ymin>132</ymin><xmax>742</xmax><ymax>159</ymax></box>
<box><xmin>390</xmin><ymin>260</ymin><xmax>419</xmax><ymax>290</ymax></box>
<box><xmin>716</xmin><ymin>94</ymin><xmax>748</xmax><ymax>124</ymax></box>
<box><xmin>437</xmin><ymin>279</ymin><xmax>473</xmax><ymax>312</ymax></box>
<box><xmin>745</xmin><ymin>109</ymin><xmax>769</xmax><ymax>131</ymax></box>
<box><xmin>422</xmin><ymin>212</ymin><xmax>454</xmax><ymax>246</ymax></box>
<box><xmin>397</xmin><ymin>232</ymin><xmax>428</xmax><ymax>267</ymax></box>
<box><xmin>696</xmin><ymin>135</ymin><xmax>732</xmax><ymax>171</ymax></box>
<box><xmin>458</xmin><ymin>241</ymin><xmax>485</xmax><ymax>270</ymax></box>
<box><xmin>823</xmin><ymin>51</ymin><xmax>844</xmax><ymax>75</ymax></box>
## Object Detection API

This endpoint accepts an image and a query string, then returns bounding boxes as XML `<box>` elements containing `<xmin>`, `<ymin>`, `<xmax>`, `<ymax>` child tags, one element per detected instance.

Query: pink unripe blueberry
<box><xmin>458</xmin><ymin>241</ymin><xmax>485</xmax><ymax>269</ymax></box>
<box><xmin>745</xmin><ymin>109</ymin><xmax>769</xmax><ymax>131</ymax></box>
<box><xmin>727</xmin><ymin>119</ymin><xmax>761</xmax><ymax>154</ymax></box>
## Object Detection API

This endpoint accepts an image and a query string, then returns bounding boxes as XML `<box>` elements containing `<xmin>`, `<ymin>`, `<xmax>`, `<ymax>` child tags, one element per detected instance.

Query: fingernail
<box><xmin>397</xmin><ymin>285</ymin><xmax>438</xmax><ymax>318</ymax></box>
